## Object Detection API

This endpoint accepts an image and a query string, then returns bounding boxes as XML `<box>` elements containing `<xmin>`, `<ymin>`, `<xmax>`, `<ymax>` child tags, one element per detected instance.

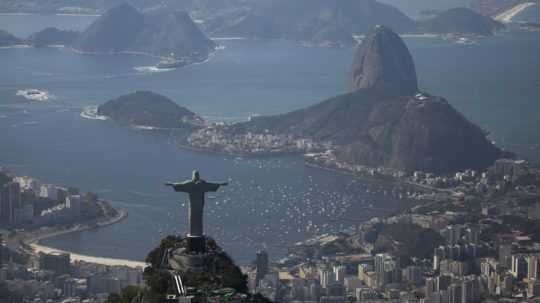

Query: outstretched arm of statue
<box><xmin>203</xmin><ymin>181</ymin><xmax>228</xmax><ymax>192</ymax></box>
<box><xmin>164</xmin><ymin>181</ymin><xmax>192</xmax><ymax>192</ymax></box>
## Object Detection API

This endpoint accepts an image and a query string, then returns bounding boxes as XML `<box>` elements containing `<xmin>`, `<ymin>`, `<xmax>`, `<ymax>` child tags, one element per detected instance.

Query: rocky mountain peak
<box><xmin>349</xmin><ymin>25</ymin><xmax>418</xmax><ymax>96</ymax></box>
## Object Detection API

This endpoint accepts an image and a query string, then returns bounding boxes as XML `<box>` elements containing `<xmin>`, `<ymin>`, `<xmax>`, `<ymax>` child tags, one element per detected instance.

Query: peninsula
<box><xmin>187</xmin><ymin>26</ymin><xmax>507</xmax><ymax>174</ymax></box>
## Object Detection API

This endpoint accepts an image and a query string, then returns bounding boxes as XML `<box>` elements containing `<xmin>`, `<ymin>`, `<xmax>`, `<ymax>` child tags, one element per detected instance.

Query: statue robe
<box><xmin>172</xmin><ymin>180</ymin><xmax>221</xmax><ymax>237</ymax></box>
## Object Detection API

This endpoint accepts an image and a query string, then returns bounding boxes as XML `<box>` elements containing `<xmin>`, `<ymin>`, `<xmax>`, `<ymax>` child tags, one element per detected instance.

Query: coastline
<box><xmin>22</xmin><ymin>205</ymin><xmax>148</xmax><ymax>268</ymax></box>
<box><xmin>495</xmin><ymin>2</ymin><xmax>537</xmax><ymax>23</ymax></box>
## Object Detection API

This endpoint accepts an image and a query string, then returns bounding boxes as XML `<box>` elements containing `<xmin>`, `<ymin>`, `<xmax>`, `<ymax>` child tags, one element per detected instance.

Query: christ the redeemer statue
<box><xmin>165</xmin><ymin>170</ymin><xmax>227</xmax><ymax>253</ymax></box>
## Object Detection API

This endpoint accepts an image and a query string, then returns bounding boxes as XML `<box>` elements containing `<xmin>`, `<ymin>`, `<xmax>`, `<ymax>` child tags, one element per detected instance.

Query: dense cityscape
<box><xmin>2</xmin><ymin>156</ymin><xmax>540</xmax><ymax>302</ymax></box>
<box><xmin>0</xmin><ymin>168</ymin><xmax>144</xmax><ymax>302</ymax></box>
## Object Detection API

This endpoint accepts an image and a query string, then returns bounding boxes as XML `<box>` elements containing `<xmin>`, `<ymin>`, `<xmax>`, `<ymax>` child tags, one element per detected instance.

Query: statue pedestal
<box><xmin>186</xmin><ymin>235</ymin><xmax>206</xmax><ymax>253</ymax></box>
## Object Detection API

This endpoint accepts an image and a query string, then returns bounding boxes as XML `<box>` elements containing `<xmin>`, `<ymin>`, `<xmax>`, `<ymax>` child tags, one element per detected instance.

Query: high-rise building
<box><xmin>434</xmin><ymin>246</ymin><xmax>446</xmax><ymax>270</ymax></box>
<box><xmin>333</xmin><ymin>265</ymin><xmax>346</xmax><ymax>283</ymax></box>
<box><xmin>66</xmin><ymin>195</ymin><xmax>82</xmax><ymax>217</ymax></box>
<box><xmin>375</xmin><ymin>254</ymin><xmax>387</xmax><ymax>274</ymax></box>
<box><xmin>448</xmin><ymin>283</ymin><xmax>462</xmax><ymax>303</ymax></box>
<box><xmin>403</xmin><ymin>266</ymin><xmax>421</xmax><ymax>285</ymax></box>
<box><xmin>290</xmin><ymin>278</ymin><xmax>305</xmax><ymax>300</ymax></box>
<box><xmin>436</xmin><ymin>275</ymin><xmax>452</xmax><ymax>292</ymax></box>
<box><xmin>319</xmin><ymin>268</ymin><xmax>332</xmax><ymax>289</ymax></box>
<box><xmin>443</xmin><ymin>225</ymin><xmax>463</xmax><ymax>245</ymax></box>
<box><xmin>528</xmin><ymin>279</ymin><xmax>540</xmax><ymax>298</ymax></box>
<box><xmin>57</xmin><ymin>188</ymin><xmax>68</xmax><ymax>204</ymax></box>
<box><xmin>374</xmin><ymin>253</ymin><xmax>397</xmax><ymax>287</ymax></box>
<box><xmin>0</xmin><ymin>181</ymin><xmax>21</xmax><ymax>223</ymax></box>
<box><xmin>511</xmin><ymin>255</ymin><xmax>528</xmax><ymax>281</ymax></box>
<box><xmin>461</xmin><ymin>276</ymin><xmax>480</xmax><ymax>303</ymax></box>
<box><xmin>528</xmin><ymin>255</ymin><xmax>538</xmax><ymax>280</ymax></box>
<box><xmin>501</xmin><ymin>274</ymin><xmax>513</xmax><ymax>296</ymax></box>
<box><xmin>39</xmin><ymin>184</ymin><xmax>58</xmax><ymax>200</ymax></box>
<box><xmin>425</xmin><ymin>277</ymin><xmax>436</xmax><ymax>300</ymax></box>
<box><xmin>308</xmin><ymin>279</ymin><xmax>321</xmax><ymax>302</ymax></box>
<box><xmin>498</xmin><ymin>244</ymin><xmax>512</xmax><ymax>268</ymax></box>
<box><xmin>63</xmin><ymin>278</ymin><xmax>76</xmax><ymax>297</ymax></box>
<box><xmin>255</xmin><ymin>250</ymin><xmax>269</xmax><ymax>286</ymax></box>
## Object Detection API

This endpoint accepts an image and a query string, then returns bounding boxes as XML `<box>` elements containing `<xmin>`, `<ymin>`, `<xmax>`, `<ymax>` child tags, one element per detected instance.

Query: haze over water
<box><xmin>1</xmin><ymin>15</ymin><xmax>539</xmax><ymax>263</ymax></box>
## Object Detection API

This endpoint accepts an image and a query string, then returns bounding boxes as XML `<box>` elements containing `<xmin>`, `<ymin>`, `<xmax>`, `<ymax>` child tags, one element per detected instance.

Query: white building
<box><xmin>40</xmin><ymin>184</ymin><xmax>58</xmax><ymax>201</ymax></box>
<box><xmin>14</xmin><ymin>176</ymin><xmax>40</xmax><ymax>193</ymax></box>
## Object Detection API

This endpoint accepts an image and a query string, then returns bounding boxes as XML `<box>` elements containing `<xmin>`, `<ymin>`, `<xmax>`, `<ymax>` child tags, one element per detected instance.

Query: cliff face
<box><xmin>349</xmin><ymin>26</ymin><xmax>418</xmax><ymax>96</ymax></box>
<box><xmin>231</xmin><ymin>26</ymin><xmax>504</xmax><ymax>173</ymax></box>
<box><xmin>74</xmin><ymin>3</ymin><xmax>215</xmax><ymax>57</ymax></box>
<box><xmin>418</xmin><ymin>7</ymin><xmax>505</xmax><ymax>35</ymax></box>
<box><xmin>97</xmin><ymin>91</ymin><xmax>203</xmax><ymax>129</ymax></box>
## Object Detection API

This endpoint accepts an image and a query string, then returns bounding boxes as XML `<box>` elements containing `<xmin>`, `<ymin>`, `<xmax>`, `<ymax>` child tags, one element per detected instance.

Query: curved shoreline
<box><xmin>24</xmin><ymin>207</ymin><xmax>148</xmax><ymax>268</ymax></box>
<box><xmin>495</xmin><ymin>2</ymin><xmax>537</xmax><ymax>23</ymax></box>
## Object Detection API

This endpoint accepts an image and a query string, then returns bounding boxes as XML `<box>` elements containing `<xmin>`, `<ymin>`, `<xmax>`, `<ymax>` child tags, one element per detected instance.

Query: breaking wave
<box><xmin>80</xmin><ymin>105</ymin><xmax>109</xmax><ymax>121</ymax></box>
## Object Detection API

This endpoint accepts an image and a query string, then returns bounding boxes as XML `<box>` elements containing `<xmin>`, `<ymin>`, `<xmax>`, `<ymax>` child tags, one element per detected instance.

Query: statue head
<box><xmin>192</xmin><ymin>170</ymin><xmax>200</xmax><ymax>181</ymax></box>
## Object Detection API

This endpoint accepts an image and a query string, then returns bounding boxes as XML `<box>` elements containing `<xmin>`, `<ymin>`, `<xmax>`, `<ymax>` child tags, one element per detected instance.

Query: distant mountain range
<box><xmin>206</xmin><ymin>0</ymin><xmax>416</xmax><ymax>45</ymax></box>
<box><xmin>222</xmin><ymin>26</ymin><xmax>506</xmax><ymax>173</ymax></box>
<box><xmin>0</xmin><ymin>3</ymin><xmax>216</xmax><ymax>59</ymax></box>
<box><xmin>1</xmin><ymin>1</ymin><xmax>506</xmax><ymax>48</ymax></box>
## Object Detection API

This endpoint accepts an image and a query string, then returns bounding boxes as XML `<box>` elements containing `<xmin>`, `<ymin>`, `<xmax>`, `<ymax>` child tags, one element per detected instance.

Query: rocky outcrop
<box><xmin>98</xmin><ymin>91</ymin><xmax>203</xmax><ymax>129</ymax></box>
<box><xmin>74</xmin><ymin>3</ymin><xmax>216</xmax><ymax>58</ymax></box>
<box><xmin>129</xmin><ymin>236</ymin><xmax>271</xmax><ymax>303</ymax></box>
<box><xmin>349</xmin><ymin>25</ymin><xmax>417</xmax><ymax>95</ymax></box>
<box><xmin>418</xmin><ymin>7</ymin><xmax>505</xmax><ymax>35</ymax></box>
<box><xmin>26</xmin><ymin>27</ymin><xmax>79</xmax><ymax>47</ymax></box>
<box><xmin>226</xmin><ymin>26</ymin><xmax>505</xmax><ymax>173</ymax></box>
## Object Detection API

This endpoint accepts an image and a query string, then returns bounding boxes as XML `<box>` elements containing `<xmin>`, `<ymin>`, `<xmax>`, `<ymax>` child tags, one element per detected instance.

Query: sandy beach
<box><xmin>496</xmin><ymin>2</ymin><xmax>537</xmax><ymax>23</ymax></box>
<box><xmin>23</xmin><ymin>207</ymin><xmax>148</xmax><ymax>269</ymax></box>
<box><xmin>30</xmin><ymin>241</ymin><xmax>147</xmax><ymax>268</ymax></box>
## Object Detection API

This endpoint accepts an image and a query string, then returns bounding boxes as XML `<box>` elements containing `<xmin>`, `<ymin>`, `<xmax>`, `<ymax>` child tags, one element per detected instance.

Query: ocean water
<box><xmin>1</xmin><ymin>15</ymin><xmax>539</xmax><ymax>263</ymax></box>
